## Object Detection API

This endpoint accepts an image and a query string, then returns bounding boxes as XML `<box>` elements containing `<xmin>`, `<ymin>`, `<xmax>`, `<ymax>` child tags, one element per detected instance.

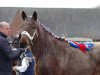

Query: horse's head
<box><xmin>21</xmin><ymin>11</ymin><xmax>44</xmax><ymax>47</ymax></box>
<box><xmin>21</xmin><ymin>11</ymin><xmax>49</xmax><ymax>57</ymax></box>
<box><xmin>21</xmin><ymin>11</ymin><xmax>38</xmax><ymax>37</ymax></box>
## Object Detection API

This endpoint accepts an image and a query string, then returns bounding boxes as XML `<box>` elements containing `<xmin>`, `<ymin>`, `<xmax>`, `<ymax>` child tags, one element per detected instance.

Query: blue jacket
<box><xmin>0</xmin><ymin>32</ymin><xmax>22</xmax><ymax>75</ymax></box>
<box><xmin>20</xmin><ymin>50</ymin><xmax>35</xmax><ymax>75</ymax></box>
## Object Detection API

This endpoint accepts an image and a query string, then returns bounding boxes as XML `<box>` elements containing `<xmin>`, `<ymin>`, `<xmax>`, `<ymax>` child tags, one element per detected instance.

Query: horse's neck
<box><xmin>32</xmin><ymin>27</ymin><xmax>55</xmax><ymax>59</ymax></box>
<box><xmin>32</xmin><ymin>24</ymin><xmax>67</xmax><ymax>60</ymax></box>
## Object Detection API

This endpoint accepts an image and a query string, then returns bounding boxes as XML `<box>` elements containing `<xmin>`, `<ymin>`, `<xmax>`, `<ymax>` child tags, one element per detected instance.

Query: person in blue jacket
<box><xmin>0</xmin><ymin>22</ymin><xmax>24</xmax><ymax>75</ymax></box>
<box><xmin>13</xmin><ymin>31</ymin><xmax>35</xmax><ymax>75</ymax></box>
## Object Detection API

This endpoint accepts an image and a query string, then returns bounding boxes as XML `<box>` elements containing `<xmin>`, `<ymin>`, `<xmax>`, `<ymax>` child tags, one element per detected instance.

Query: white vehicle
<box><xmin>66</xmin><ymin>37</ymin><xmax>93</xmax><ymax>43</ymax></box>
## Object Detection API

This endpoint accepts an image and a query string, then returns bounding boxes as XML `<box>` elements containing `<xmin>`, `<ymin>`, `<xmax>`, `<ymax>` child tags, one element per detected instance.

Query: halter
<box><xmin>31</xmin><ymin>29</ymin><xmax>38</xmax><ymax>44</ymax></box>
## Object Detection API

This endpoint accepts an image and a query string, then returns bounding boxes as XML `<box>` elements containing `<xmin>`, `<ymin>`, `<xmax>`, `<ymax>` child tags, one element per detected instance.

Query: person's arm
<box><xmin>0</xmin><ymin>38</ymin><xmax>23</xmax><ymax>59</ymax></box>
<box><xmin>13</xmin><ymin>57</ymin><xmax>29</xmax><ymax>72</ymax></box>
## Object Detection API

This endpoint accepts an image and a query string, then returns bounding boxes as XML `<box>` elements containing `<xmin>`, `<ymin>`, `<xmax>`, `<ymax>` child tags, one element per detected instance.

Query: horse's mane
<box><xmin>26</xmin><ymin>17</ymin><xmax>66</xmax><ymax>42</ymax></box>
<box><xmin>38</xmin><ymin>21</ymin><xmax>66</xmax><ymax>42</ymax></box>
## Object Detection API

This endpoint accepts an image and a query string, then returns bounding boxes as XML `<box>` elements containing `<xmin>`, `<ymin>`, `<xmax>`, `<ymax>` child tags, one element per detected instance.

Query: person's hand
<box><xmin>13</xmin><ymin>66</ymin><xmax>17</xmax><ymax>71</ymax></box>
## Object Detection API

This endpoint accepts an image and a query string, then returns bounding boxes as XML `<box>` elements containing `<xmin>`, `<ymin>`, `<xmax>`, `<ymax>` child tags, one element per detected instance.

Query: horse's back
<box><xmin>37</xmin><ymin>40</ymin><xmax>92</xmax><ymax>75</ymax></box>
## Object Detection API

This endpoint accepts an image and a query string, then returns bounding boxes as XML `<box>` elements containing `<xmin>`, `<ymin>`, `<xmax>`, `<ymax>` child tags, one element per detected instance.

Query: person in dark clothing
<box><xmin>0</xmin><ymin>22</ymin><xmax>24</xmax><ymax>75</ymax></box>
<box><xmin>13</xmin><ymin>31</ymin><xmax>35</xmax><ymax>75</ymax></box>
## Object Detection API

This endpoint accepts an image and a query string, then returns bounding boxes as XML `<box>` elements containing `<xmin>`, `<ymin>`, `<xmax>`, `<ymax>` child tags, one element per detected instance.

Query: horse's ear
<box><xmin>32</xmin><ymin>11</ymin><xmax>37</xmax><ymax>21</ymax></box>
<box><xmin>22</xmin><ymin>11</ymin><xmax>27</xmax><ymax>20</ymax></box>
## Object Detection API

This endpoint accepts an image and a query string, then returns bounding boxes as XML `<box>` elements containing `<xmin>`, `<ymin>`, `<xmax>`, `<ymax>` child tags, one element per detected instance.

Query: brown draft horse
<box><xmin>20</xmin><ymin>11</ymin><xmax>100</xmax><ymax>75</ymax></box>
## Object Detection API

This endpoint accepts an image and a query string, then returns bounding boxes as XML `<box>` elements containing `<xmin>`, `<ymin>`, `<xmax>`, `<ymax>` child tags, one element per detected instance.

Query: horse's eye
<box><xmin>32</xmin><ymin>28</ymin><xmax>36</xmax><ymax>32</ymax></box>
<box><xmin>32</xmin><ymin>27</ymin><xmax>36</xmax><ymax>29</ymax></box>
<box><xmin>32</xmin><ymin>28</ymin><xmax>36</xmax><ymax>31</ymax></box>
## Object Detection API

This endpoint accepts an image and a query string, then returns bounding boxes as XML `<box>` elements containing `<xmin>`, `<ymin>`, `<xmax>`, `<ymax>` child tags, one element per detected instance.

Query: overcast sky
<box><xmin>0</xmin><ymin>0</ymin><xmax>100</xmax><ymax>8</ymax></box>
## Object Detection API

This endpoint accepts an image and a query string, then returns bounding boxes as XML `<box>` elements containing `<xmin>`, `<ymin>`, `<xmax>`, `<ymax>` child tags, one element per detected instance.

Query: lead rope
<box><xmin>20</xmin><ymin>46</ymin><xmax>29</xmax><ymax>58</ymax></box>
<box><xmin>20</xmin><ymin>46</ymin><xmax>34</xmax><ymax>63</ymax></box>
